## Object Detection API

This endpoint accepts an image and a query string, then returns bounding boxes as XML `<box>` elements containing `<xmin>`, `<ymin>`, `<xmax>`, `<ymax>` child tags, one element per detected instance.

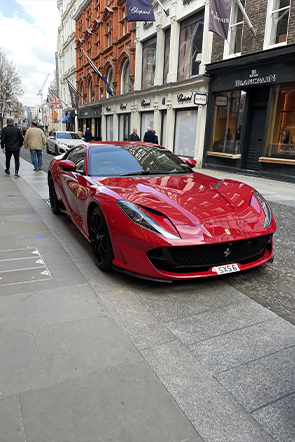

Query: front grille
<box><xmin>147</xmin><ymin>235</ymin><xmax>272</xmax><ymax>273</ymax></box>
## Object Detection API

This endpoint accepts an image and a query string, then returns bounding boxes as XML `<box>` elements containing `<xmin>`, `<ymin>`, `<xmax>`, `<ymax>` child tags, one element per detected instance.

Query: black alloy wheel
<box><xmin>89</xmin><ymin>207</ymin><xmax>114</xmax><ymax>271</ymax></box>
<box><xmin>48</xmin><ymin>174</ymin><xmax>61</xmax><ymax>214</ymax></box>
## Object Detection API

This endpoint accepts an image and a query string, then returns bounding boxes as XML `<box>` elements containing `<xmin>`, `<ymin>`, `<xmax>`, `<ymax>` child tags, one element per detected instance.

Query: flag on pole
<box><xmin>209</xmin><ymin>0</ymin><xmax>232</xmax><ymax>40</ymax></box>
<box><xmin>48</xmin><ymin>89</ymin><xmax>63</xmax><ymax>109</ymax></box>
<box><xmin>126</xmin><ymin>0</ymin><xmax>155</xmax><ymax>22</ymax></box>
<box><xmin>66</xmin><ymin>79</ymin><xmax>81</xmax><ymax>108</ymax></box>
<box><xmin>81</xmin><ymin>49</ymin><xmax>113</xmax><ymax>96</ymax></box>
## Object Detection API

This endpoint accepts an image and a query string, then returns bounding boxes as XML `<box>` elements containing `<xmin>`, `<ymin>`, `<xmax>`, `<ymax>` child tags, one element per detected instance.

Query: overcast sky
<box><xmin>0</xmin><ymin>0</ymin><xmax>60</xmax><ymax>107</ymax></box>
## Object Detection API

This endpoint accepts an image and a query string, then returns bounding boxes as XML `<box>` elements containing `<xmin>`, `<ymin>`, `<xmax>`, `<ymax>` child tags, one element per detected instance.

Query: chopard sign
<box><xmin>235</xmin><ymin>70</ymin><xmax>276</xmax><ymax>87</ymax></box>
<box><xmin>177</xmin><ymin>93</ymin><xmax>192</xmax><ymax>103</ymax></box>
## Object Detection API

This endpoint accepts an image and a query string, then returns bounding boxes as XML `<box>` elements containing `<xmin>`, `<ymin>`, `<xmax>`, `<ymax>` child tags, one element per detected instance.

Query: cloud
<box><xmin>0</xmin><ymin>0</ymin><xmax>59</xmax><ymax>107</ymax></box>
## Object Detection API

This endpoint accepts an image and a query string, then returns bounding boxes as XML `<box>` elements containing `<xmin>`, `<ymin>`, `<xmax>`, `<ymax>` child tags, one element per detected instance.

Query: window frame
<box><xmin>223</xmin><ymin>0</ymin><xmax>245</xmax><ymax>59</ymax></box>
<box><xmin>264</xmin><ymin>0</ymin><xmax>291</xmax><ymax>50</ymax></box>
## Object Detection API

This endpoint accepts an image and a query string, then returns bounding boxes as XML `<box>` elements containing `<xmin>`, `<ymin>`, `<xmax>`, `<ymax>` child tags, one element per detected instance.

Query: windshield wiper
<box><xmin>120</xmin><ymin>171</ymin><xmax>151</xmax><ymax>176</ymax></box>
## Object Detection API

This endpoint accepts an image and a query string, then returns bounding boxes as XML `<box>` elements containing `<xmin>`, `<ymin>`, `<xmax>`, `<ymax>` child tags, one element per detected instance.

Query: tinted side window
<box><xmin>67</xmin><ymin>146</ymin><xmax>86</xmax><ymax>171</ymax></box>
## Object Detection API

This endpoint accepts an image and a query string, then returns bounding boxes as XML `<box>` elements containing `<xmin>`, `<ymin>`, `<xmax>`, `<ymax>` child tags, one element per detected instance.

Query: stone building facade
<box><xmin>204</xmin><ymin>0</ymin><xmax>295</xmax><ymax>182</ymax></box>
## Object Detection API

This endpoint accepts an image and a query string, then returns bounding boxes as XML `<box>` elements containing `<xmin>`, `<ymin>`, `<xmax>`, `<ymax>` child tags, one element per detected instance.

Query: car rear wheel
<box><xmin>48</xmin><ymin>174</ymin><xmax>61</xmax><ymax>214</ymax></box>
<box><xmin>89</xmin><ymin>207</ymin><xmax>114</xmax><ymax>271</ymax></box>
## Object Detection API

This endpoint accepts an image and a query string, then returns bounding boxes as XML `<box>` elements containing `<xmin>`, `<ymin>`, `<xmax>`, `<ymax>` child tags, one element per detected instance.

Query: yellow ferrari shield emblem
<box><xmin>77</xmin><ymin>186</ymin><xmax>82</xmax><ymax>197</ymax></box>
<box><xmin>225</xmin><ymin>229</ymin><xmax>231</xmax><ymax>235</ymax></box>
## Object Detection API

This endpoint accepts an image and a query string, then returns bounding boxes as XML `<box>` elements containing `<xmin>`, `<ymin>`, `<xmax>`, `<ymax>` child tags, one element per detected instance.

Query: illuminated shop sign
<box><xmin>235</xmin><ymin>70</ymin><xmax>276</xmax><ymax>87</ymax></box>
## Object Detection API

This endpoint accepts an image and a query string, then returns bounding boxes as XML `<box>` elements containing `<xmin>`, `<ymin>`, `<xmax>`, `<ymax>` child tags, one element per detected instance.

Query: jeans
<box><xmin>30</xmin><ymin>149</ymin><xmax>43</xmax><ymax>169</ymax></box>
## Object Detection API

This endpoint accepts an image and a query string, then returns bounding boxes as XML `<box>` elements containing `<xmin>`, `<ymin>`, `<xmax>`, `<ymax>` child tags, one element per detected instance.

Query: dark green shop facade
<box><xmin>203</xmin><ymin>44</ymin><xmax>295</xmax><ymax>182</ymax></box>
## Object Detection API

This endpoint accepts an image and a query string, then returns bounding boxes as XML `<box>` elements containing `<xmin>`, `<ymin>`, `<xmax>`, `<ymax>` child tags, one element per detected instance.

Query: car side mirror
<box><xmin>185</xmin><ymin>158</ymin><xmax>197</xmax><ymax>168</ymax></box>
<box><xmin>58</xmin><ymin>160</ymin><xmax>77</xmax><ymax>171</ymax></box>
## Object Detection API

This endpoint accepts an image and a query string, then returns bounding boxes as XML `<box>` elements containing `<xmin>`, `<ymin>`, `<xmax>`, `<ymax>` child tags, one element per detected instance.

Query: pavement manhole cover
<box><xmin>0</xmin><ymin>247</ymin><xmax>52</xmax><ymax>286</ymax></box>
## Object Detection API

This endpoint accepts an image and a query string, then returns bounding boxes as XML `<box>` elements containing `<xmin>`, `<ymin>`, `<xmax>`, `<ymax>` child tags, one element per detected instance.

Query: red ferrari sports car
<box><xmin>48</xmin><ymin>142</ymin><xmax>276</xmax><ymax>282</ymax></box>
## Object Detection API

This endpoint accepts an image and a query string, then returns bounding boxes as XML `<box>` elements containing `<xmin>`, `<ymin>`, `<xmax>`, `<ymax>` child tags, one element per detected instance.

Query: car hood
<box><xmin>94</xmin><ymin>173</ymin><xmax>262</xmax><ymax>229</ymax></box>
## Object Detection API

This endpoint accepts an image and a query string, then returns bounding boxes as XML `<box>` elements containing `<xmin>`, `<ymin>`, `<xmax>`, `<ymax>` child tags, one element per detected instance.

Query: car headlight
<box><xmin>250</xmin><ymin>190</ymin><xmax>272</xmax><ymax>227</ymax></box>
<box><xmin>117</xmin><ymin>201</ymin><xmax>180</xmax><ymax>239</ymax></box>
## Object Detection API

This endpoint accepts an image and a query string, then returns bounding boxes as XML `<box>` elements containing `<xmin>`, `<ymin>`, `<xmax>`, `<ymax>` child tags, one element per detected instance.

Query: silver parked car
<box><xmin>46</xmin><ymin>131</ymin><xmax>86</xmax><ymax>155</ymax></box>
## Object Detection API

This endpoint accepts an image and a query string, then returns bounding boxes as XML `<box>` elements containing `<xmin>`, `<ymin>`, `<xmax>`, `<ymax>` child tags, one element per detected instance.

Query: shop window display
<box><xmin>210</xmin><ymin>91</ymin><xmax>246</xmax><ymax>155</ymax></box>
<box><xmin>174</xmin><ymin>109</ymin><xmax>198</xmax><ymax>157</ymax></box>
<box><xmin>265</xmin><ymin>84</ymin><xmax>295</xmax><ymax>159</ymax></box>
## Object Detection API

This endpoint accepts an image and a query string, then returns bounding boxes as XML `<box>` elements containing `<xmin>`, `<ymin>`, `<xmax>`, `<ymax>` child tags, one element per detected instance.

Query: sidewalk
<box><xmin>0</xmin><ymin>152</ymin><xmax>295</xmax><ymax>442</ymax></box>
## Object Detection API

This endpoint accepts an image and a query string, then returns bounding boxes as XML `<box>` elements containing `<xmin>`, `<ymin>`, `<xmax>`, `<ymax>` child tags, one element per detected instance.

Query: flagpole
<box><xmin>235</xmin><ymin>0</ymin><xmax>257</xmax><ymax>37</ymax></box>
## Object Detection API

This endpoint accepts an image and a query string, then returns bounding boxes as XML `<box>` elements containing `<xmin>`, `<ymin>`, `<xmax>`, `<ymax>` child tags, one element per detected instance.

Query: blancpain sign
<box><xmin>235</xmin><ymin>70</ymin><xmax>276</xmax><ymax>87</ymax></box>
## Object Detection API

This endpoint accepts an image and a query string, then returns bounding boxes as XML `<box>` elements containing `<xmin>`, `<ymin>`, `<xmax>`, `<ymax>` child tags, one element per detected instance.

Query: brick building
<box><xmin>73</xmin><ymin>0</ymin><xmax>136</xmax><ymax>140</ymax></box>
<box><xmin>203</xmin><ymin>0</ymin><xmax>295</xmax><ymax>182</ymax></box>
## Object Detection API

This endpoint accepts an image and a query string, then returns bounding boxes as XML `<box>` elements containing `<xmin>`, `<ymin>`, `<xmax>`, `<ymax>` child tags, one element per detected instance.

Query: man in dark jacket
<box><xmin>143</xmin><ymin>126</ymin><xmax>156</xmax><ymax>143</ymax></box>
<box><xmin>84</xmin><ymin>127</ymin><xmax>92</xmax><ymax>142</ymax></box>
<box><xmin>129</xmin><ymin>128</ymin><xmax>140</xmax><ymax>141</ymax></box>
<box><xmin>1</xmin><ymin>118</ymin><xmax>23</xmax><ymax>178</ymax></box>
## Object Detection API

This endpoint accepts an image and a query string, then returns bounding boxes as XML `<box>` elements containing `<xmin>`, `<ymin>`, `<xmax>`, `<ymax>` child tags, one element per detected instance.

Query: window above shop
<box><xmin>142</xmin><ymin>36</ymin><xmax>157</xmax><ymax>90</ymax></box>
<box><xmin>223</xmin><ymin>0</ymin><xmax>245</xmax><ymax>59</ymax></box>
<box><xmin>121</xmin><ymin>59</ymin><xmax>130</xmax><ymax>94</ymax></box>
<box><xmin>264</xmin><ymin>0</ymin><xmax>291</xmax><ymax>49</ymax></box>
<box><xmin>177</xmin><ymin>11</ymin><xmax>204</xmax><ymax>82</ymax></box>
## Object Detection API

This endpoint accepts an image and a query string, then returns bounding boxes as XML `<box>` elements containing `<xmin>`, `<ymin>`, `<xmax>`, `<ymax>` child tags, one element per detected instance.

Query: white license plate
<box><xmin>212</xmin><ymin>264</ymin><xmax>240</xmax><ymax>275</ymax></box>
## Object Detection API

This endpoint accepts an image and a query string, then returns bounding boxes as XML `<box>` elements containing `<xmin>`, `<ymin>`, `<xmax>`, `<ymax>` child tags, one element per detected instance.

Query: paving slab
<box><xmin>166</xmin><ymin>297</ymin><xmax>276</xmax><ymax>345</ymax></box>
<box><xmin>92</xmin><ymin>285</ymin><xmax>177</xmax><ymax>350</ymax></box>
<box><xmin>0</xmin><ymin>284</ymin><xmax>110</xmax><ymax>334</ymax></box>
<box><xmin>0</xmin><ymin>395</ymin><xmax>25</xmax><ymax>442</ymax></box>
<box><xmin>253</xmin><ymin>394</ymin><xmax>295</xmax><ymax>442</ymax></box>
<box><xmin>216</xmin><ymin>346</ymin><xmax>295</xmax><ymax>412</ymax></box>
<box><xmin>19</xmin><ymin>360</ymin><xmax>199</xmax><ymax>442</ymax></box>
<box><xmin>32</xmin><ymin>316</ymin><xmax>142</xmax><ymax>385</ymax></box>
<box><xmin>189</xmin><ymin>317</ymin><xmax>295</xmax><ymax>374</ymax></box>
<box><xmin>0</xmin><ymin>331</ymin><xmax>45</xmax><ymax>397</ymax></box>
<box><xmin>125</xmin><ymin>279</ymin><xmax>247</xmax><ymax>322</ymax></box>
<box><xmin>141</xmin><ymin>340</ymin><xmax>275</xmax><ymax>442</ymax></box>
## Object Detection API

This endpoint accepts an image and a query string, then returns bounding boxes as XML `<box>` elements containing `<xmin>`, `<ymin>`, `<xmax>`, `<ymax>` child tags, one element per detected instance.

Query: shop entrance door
<box><xmin>245</xmin><ymin>106</ymin><xmax>267</xmax><ymax>170</ymax></box>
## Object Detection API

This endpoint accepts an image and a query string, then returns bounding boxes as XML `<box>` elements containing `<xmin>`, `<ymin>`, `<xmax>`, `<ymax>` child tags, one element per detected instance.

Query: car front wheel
<box><xmin>89</xmin><ymin>207</ymin><xmax>114</xmax><ymax>271</ymax></box>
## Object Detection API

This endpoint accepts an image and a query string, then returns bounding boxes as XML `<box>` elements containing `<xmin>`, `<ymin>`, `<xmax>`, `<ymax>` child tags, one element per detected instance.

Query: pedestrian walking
<box><xmin>143</xmin><ymin>126</ymin><xmax>156</xmax><ymax>143</ymax></box>
<box><xmin>23</xmin><ymin>121</ymin><xmax>46</xmax><ymax>171</ymax></box>
<box><xmin>84</xmin><ymin>127</ymin><xmax>92</xmax><ymax>142</ymax></box>
<box><xmin>1</xmin><ymin>117</ymin><xmax>23</xmax><ymax>178</ymax></box>
<box><xmin>129</xmin><ymin>128</ymin><xmax>140</xmax><ymax>141</ymax></box>
<box><xmin>152</xmin><ymin>130</ymin><xmax>158</xmax><ymax>144</ymax></box>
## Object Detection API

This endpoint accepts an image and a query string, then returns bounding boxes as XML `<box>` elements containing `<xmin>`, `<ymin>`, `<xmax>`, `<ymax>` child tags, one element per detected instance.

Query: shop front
<box><xmin>203</xmin><ymin>44</ymin><xmax>295</xmax><ymax>182</ymax></box>
<box><xmin>77</xmin><ymin>103</ymin><xmax>102</xmax><ymax>141</ymax></box>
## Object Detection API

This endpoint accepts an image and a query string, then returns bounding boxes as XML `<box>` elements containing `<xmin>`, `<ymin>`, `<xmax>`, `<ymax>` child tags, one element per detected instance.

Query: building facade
<box><xmin>203</xmin><ymin>0</ymin><xmax>295</xmax><ymax>182</ymax></box>
<box><xmin>73</xmin><ymin>0</ymin><xmax>137</xmax><ymax>140</ymax></box>
<box><xmin>73</xmin><ymin>0</ymin><xmax>213</xmax><ymax>163</ymax></box>
<box><xmin>57</xmin><ymin>0</ymin><xmax>84</xmax><ymax>131</ymax></box>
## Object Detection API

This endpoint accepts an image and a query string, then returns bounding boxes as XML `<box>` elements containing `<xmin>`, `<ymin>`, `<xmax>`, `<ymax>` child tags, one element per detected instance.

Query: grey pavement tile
<box><xmin>19</xmin><ymin>360</ymin><xmax>198</xmax><ymax>442</ymax></box>
<box><xmin>216</xmin><ymin>346</ymin><xmax>295</xmax><ymax>412</ymax></box>
<box><xmin>33</xmin><ymin>316</ymin><xmax>142</xmax><ymax>385</ymax></box>
<box><xmin>93</xmin><ymin>285</ymin><xmax>177</xmax><ymax>350</ymax></box>
<box><xmin>166</xmin><ymin>297</ymin><xmax>276</xmax><ymax>345</ymax></box>
<box><xmin>189</xmin><ymin>317</ymin><xmax>295</xmax><ymax>374</ymax></box>
<box><xmin>0</xmin><ymin>284</ymin><xmax>110</xmax><ymax>334</ymax></box>
<box><xmin>128</xmin><ymin>279</ymin><xmax>247</xmax><ymax>322</ymax></box>
<box><xmin>141</xmin><ymin>340</ymin><xmax>274</xmax><ymax>442</ymax></box>
<box><xmin>0</xmin><ymin>395</ymin><xmax>25</xmax><ymax>442</ymax></box>
<box><xmin>0</xmin><ymin>331</ymin><xmax>45</xmax><ymax>397</ymax></box>
<box><xmin>0</xmin><ymin>236</ymin><xmax>17</xmax><ymax>249</ymax></box>
<box><xmin>253</xmin><ymin>394</ymin><xmax>295</xmax><ymax>442</ymax></box>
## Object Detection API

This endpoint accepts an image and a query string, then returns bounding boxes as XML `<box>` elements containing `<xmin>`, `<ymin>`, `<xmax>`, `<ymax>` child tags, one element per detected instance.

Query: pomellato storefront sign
<box><xmin>235</xmin><ymin>69</ymin><xmax>276</xmax><ymax>88</ymax></box>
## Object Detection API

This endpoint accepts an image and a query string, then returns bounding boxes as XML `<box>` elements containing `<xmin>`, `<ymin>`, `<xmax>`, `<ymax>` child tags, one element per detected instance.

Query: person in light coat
<box><xmin>23</xmin><ymin>121</ymin><xmax>46</xmax><ymax>171</ymax></box>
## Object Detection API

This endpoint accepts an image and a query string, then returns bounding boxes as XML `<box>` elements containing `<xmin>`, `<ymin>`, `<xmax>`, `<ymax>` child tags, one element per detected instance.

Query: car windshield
<box><xmin>57</xmin><ymin>132</ymin><xmax>81</xmax><ymax>140</ymax></box>
<box><xmin>88</xmin><ymin>144</ymin><xmax>194</xmax><ymax>177</ymax></box>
